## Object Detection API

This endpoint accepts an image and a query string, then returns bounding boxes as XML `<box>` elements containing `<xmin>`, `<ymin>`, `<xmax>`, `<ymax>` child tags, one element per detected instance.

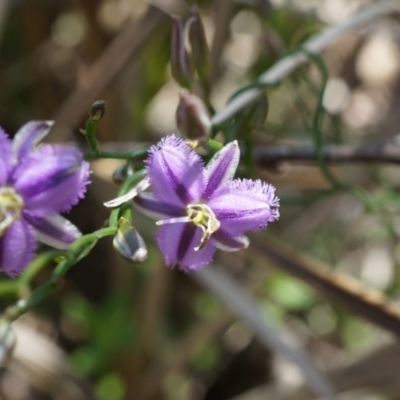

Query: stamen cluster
<box><xmin>0</xmin><ymin>188</ymin><xmax>24</xmax><ymax>235</ymax></box>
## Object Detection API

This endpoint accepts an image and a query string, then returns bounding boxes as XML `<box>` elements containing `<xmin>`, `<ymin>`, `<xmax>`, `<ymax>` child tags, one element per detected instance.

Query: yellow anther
<box><xmin>186</xmin><ymin>203</ymin><xmax>220</xmax><ymax>251</ymax></box>
<box><xmin>192</xmin><ymin>211</ymin><xmax>204</xmax><ymax>224</ymax></box>
<box><xmin>185</xmin><ymin>140</ymin><xmax>200</xmax><ymax>149</ymax></box>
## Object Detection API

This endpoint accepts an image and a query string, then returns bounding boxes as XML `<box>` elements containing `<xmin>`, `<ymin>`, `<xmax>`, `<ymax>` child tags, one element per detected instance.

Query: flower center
<box><xmin>156</xmin><ymin>203</ymin><xmax>220</xmax><ymax>251</ymax></box>
<box><xmin>186</xmin><ymin>204</ymin><xmax>220</xmax><ymax>250</ymax></box>
<box><xmin>0</xmin><ymin>187</ymin><xmax>24</xmax><ymax>237</ymax></box>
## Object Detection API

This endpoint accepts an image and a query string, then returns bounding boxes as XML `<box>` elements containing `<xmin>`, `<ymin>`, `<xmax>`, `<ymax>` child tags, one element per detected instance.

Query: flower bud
<box><xmin>188</xmin><ymin>7</ymin><xmax>210</xmax><ymax>83</ymax></box>
<box><xmin>113</xmin><ymin>219</ymin><xmax>147</xmax><ymax>264</ymax></box>
<box><xmin>176</xmin><ymin>91</ymin><xmax>211</xmax><ymax>141</ymax></box>
<box><xmin>0</xmin><ymin>320</ymin><xmax>16</xmax><ymax>367</ymax></box>
<box><xmin>112</xmin><ymin>165</ymin><xmax>128</xmax><ymax>185</ymax></box>
<box><xmin>171</xmin><ymin>16</ymin><xmax>194</xmax><ymax>89</ymax></box>
<box><xmin>89</xmin><ymin>100</ymin><xmax>106</xmax><ymax>121</ymax></box>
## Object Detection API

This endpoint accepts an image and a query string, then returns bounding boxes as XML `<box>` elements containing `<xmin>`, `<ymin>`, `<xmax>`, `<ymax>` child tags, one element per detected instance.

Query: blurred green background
<box><xmin>1</xmin><ymin>0</ymin><xmax>400</xmax><ymax>399</ymax></box>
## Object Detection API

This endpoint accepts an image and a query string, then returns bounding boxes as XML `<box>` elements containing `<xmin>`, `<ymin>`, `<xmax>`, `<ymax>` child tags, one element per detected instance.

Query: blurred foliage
<box><xmin>1</xmin><ymin>0</ymin><xmax>400</xmax><ymax>399</ymax></box>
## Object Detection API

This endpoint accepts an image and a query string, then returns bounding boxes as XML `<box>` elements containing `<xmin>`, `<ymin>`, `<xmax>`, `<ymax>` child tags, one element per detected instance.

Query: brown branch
<box><xmin>251</xmin><ymin>234</ymin><xmax>400</xmax><ymax>337</ymax></box>
<box><xmin>82</xmin><ymin>141</ymin><xmax>400</xmax><ymax>166</ymax></box>
<box><xmin>253</xmin><ymin>142</ymin><xmax>400</xmax><ymax>166</ymax></box>
<box><xmin>0</xmin><ymin>0</ymin><xmax>10</xmax><ymax>44</ymax></box>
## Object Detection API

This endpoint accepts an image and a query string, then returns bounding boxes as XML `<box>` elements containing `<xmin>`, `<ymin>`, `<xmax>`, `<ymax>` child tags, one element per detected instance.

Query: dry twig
<box><xmin>251</xmin><ymin>234</ymin><xmax>400</xmax><ymax>337</ymax></box>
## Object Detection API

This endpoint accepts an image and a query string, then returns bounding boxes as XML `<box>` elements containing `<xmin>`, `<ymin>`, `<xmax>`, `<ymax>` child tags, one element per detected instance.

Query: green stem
<box><xmin>84</xmin><ymin>119</ymin><xmax>100</xmax><ymax>154</ymax></box>
<box><xmin>204</xmin><ymin>139</ymin><xmax>223</xmax><ymax>153</ymax></box>
<box><xmin>307</xmin><ymin>51</ymin><xmax>342</xmax><ymax>189</ymax></box>
<box><xmin>85</xmin><ymin>147</ymin><xmax>149</xmax><ymax>161</ymax></box>
<box><xmin>109</xmin><ymin>169</ymin><xmax>148</xmax><ymax>228</ymax></box>
<box><xmin>6</xmin><ymin>281</ymin><xmax>59</xmax><ymax>321</ymax></box>
<box><xmin>0</xmin><ymin>251</ymin><xmax>62</xmax><ymax>298</ymax></box>
<box><xmin>0</xmin><ymin>281</ymin><xmax>19</xmax><ymax>297</ymax></box>
<box><xmin>53</xmin><ymin>227</ymin><xmax>118</xmax><ymax>278</ymax></box>
<box><xmin>19</xmin><ymin>250</ymin><xmax>65</xmax><ymax>285</ymax></box>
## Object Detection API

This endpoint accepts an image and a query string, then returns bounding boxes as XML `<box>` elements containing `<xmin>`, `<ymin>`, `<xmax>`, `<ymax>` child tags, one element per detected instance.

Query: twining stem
<box><xmin>211</xmin><ymin>1</ymin><xmax>400</xmax><ymax>126</ymax></box>
<box><xmin>19</xmin><ymin>250</ymin><xmax>64</xmax><ymax>285</ymax></box>
<box><xmin>52</xmin><ymin>227</ymin><xmax>117</xmax><ymax>279</ymax></box>
<box><xmin>306</xmin><ymin>50</ymin><xmax>343</xmax><ymax>189</ymax></box>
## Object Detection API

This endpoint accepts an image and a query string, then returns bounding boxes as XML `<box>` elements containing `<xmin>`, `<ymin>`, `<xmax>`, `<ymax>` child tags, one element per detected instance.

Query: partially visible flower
<box><xmin>0</xmin><ymin>121</ymin><xmax>90</xmax><ymax>277</ymax></box>
<box><xmin>132</xmin><ymin>135</ymin><xmax>279</xmax><ymax>271</ymax></box>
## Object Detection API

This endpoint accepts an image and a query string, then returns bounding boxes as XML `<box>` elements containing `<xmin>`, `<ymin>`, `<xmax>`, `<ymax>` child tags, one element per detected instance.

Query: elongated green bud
<box><xmin>171</xmin><ymin>16</ymin><xmax>194</xmax><ymax>89</ymax></box>
<box><xmin>176</xmin><ymin>91</ymin><xmax>211</xmax><ymax>141</ymax></box>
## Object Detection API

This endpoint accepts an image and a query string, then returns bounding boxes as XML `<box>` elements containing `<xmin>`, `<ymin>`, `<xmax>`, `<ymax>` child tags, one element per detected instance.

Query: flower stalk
<box><xmin>83</xmin><ymin>100</ymin><xmax>106</xmax><ymax>154</ymax></box>
<box><xmin>107</xmin><ymin>169</ymin><xmax>149</xmax><ymax>228</ymax></box>
<box><xmin>176</xmin><ymin>91</ymin><xmax>211</xmax><ymax>142</ymax></box>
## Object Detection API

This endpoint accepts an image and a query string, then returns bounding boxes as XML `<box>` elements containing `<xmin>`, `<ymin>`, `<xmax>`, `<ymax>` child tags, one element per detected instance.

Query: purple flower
<box><xmin>0</xmin><ymin>121</ymin><xmax>90</xmax><ymax>277</ymax></box>
<box><xmin>133</xmin><ymin>135</ymin><xmax>279</xmax><ymax>271</ymax></box>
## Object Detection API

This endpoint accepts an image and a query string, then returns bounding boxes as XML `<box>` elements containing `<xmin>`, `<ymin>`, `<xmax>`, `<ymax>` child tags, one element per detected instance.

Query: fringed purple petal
<box><xmin>209</xmin><ymin>178</ymin><xmax>279</xmax><ymax>236</ymax></box>
<box><xmin>157</xmin><ymin>223</ymin><xmax>215</xmax><ymax>271</ymax></box>
<box><xmin>212</xmin><ymin>231</ymin><xmax>249</xmax><ymax>251</ymax></box>
<box><xmin>24</xmin><ymin>213</ymin><xmax>81</xmax><ymax>249</ymax></box>
<box><xmin>0</xmin><ymin>128</ymin><xmax>12</xmax><ymax>185</ymax></box>
<box><xmin>12</xmin><ymin>145</ymin><xmax>90</xmax><ymax>216</ymax></box>
<box><xmin>133</xmin><ymin>192</ymin><xmax>183</xmax><ymax>220</ymax></box>
<box><xmin>203</xmin><ymin>141</ymin><xmax>240</xmax><ymax>199</ymax></box>
<box><xmin>0</xmin><ymin>219</ymin><xmax>37</xmax><ymax>277</ymax></box>
<box><xmin>146</xmin><ymin>135</ymin><xmax>205</xmax><ymax>208</ymax></box>
<box><xmin>12</xmin><ymin>120</ymin><xmax>52</xmax><ymax>163</ymax></box>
